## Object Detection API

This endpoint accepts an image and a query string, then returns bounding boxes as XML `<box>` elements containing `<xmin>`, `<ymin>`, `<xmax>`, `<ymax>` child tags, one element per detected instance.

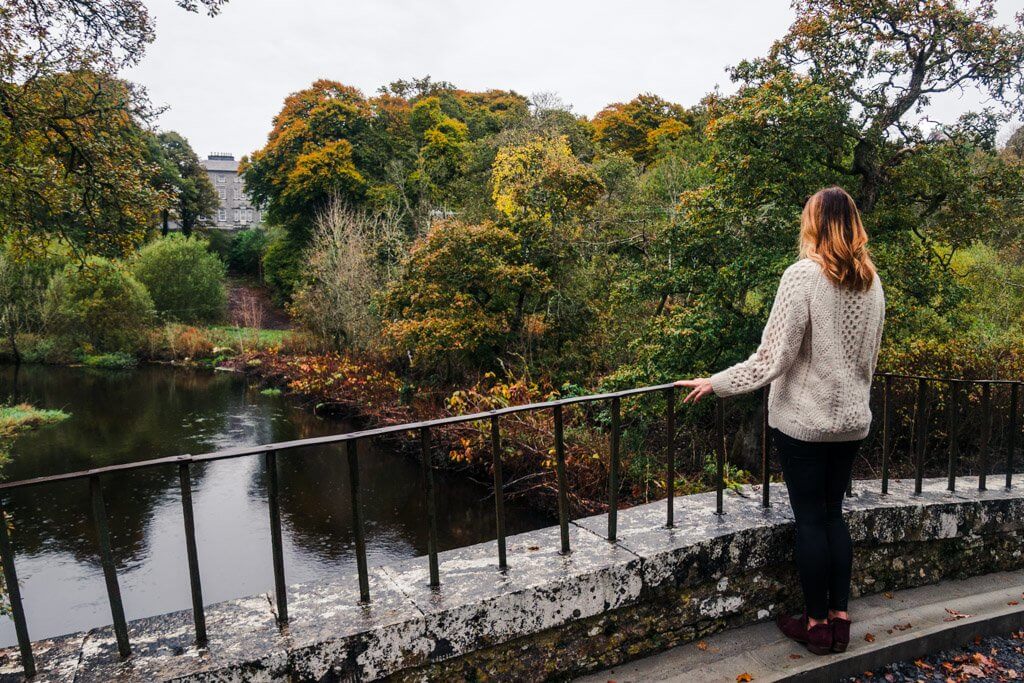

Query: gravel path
<box><xmin>846</xmin><ymin>629</ymin><xmax>1024</xmax><ymax>682</ymax></box>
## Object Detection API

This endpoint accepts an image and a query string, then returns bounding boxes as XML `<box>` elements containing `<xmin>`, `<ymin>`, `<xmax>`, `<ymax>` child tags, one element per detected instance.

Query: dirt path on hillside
<box><xmin>227</xmin><ymin>278</ymin><xmax>291</xmax><ymax>330</ymax></box>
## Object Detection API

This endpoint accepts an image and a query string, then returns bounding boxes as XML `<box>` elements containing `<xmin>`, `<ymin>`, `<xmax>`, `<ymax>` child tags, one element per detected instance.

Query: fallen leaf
<box><xmin>883</xmin><ymin>591</ymin><xmax>894</xmax><ymax>599</ymax></box>
<box><xmin>943</xmin><ymin>608</ymin><xmax>972</xmax><ymax>622</ymax></box>
<box><xmin>527</xmin><ymin>546</ymin><xmax>540</xmax><ymax>551</ymax></box>
<box><xmin>893</xmin><ymin>623</ymin><xmax>912</xmax><ymax>631</ymax></box>
<box><xmin>914</xmin><ymin>659</ymin><xmax>933</xmax><ymax>670</ymax></box>
<box><xmin>1010</xmin><ymin>601</ymin><xmax>1020</xmax><ymax>606</ymax></box>
<box><xmin>865</xmin><ymin>632</ymin><xmax>876</xmax><ymax>642</ymax></box>
<box><xmin>736</xmin><ymin>674</ymin><xmax>753</xmax><ymax>682</ymax></box>
<box><xmin>789</xmin><ymin>654</ymin><xmax>802</xmax><ymax>660</ymax></box>
<box><xmin>697</xmin><ymin>640</ymin><xmax>708</xmax><ymax>651</ymax></box>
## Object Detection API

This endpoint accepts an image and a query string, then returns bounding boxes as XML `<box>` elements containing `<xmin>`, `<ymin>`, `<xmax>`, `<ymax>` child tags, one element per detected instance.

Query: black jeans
<box><xmin>773</xmin><ymin>428</ymin><xmax>862</xmax><ymax>621</ymax></box>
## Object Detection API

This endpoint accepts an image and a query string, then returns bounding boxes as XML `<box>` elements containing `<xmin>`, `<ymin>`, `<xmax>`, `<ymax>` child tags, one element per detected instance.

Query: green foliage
<box><xmin>261</xmin><ymin>227</ymin><xmax>305</xmax><ymax>303</ymax></box>
<box><xmin>43</xmin><ymin>257</ymin><xmax>155</xmax><ymax>352</ymax></box>
<box><xmin>227</xmin><ymin>228</ymin><xmax>269</xmax><ymax>276</ymax></box>
<box><xmin>82</xmin><ymin>352</ymin><xmax>138</xmax><ymax>370</ymax></box>
<box><xmin>381</xmin><ymin>220</ymin><xmax>549</xmax><ymax>375</ymax></box>
<box><xmin>148</xmin><ymin>131</ymin><xmax>219</xmax><ymax>237</ymax></box>
<box><xmin>131</xmin><ymin>235</ymin><xmax>227</xmax><ymax>324</ymax></box>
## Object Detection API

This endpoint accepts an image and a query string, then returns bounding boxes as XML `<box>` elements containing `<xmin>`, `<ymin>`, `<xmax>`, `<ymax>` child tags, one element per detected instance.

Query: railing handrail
<box><xmin>0</xmin><ymin>382</ymin><xmax>680</xmax><ymax>493</ymax></box>
<box><xmin>2</xmin><ymin>373</ymin><xmax>1022</xmax><ymax>493</ymax></box>
<box><xmin>0</xmin><ymin>370</ymin><xmax>1020</xmax><ymax>677</ymax></box>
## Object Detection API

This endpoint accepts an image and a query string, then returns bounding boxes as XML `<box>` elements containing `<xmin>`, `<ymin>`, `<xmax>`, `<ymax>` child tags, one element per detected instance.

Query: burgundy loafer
<box><xmin>776</xmin><ymin>613</ymin><xmax>834</xmax><ymax>656</ymax></box>
<box><xmin>777</xmin><ymin>613</ymin><xmax>810</xmax><ymax>644</ymax></box>
<box><xmin>831</xmin><ymin>617</ymin><xmax>851</xmax><ymax>652</ymax></box>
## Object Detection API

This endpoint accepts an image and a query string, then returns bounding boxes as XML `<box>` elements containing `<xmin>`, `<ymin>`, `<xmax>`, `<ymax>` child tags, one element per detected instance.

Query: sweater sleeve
<box><xmin>709</xmin><ymin>263</ymin><xmax>812</xmax><ymax>398</ymax></box>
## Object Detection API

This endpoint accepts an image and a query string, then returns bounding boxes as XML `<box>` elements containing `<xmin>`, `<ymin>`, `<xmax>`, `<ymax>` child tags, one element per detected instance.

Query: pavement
<box><xmin>575</xmin><ymin>570</ymin><xmax>1024</xmax><ymax>682</ymax></box>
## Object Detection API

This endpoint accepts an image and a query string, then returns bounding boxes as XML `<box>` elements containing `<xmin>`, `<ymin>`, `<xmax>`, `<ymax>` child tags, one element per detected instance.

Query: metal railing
<box><xmin>0</xmin><ymin>373</ymin><xmax>1020</xmax><ymax>676</ymax></box>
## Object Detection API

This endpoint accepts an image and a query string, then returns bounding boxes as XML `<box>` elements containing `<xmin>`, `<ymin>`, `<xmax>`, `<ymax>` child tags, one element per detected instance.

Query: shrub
<box><xmin>131</xmin><ymin>235</ymin><xmax>227</xmax><ymax>324</ymax></box>
<box><xmin>44</xmin><ymin>257</ymin><xmax>155</xmax><ymax>352</ymax></box>
<box><xmin>227</xmin><ymin>228</ymin><xmax>269</xmax><ymax>276</ymax></box>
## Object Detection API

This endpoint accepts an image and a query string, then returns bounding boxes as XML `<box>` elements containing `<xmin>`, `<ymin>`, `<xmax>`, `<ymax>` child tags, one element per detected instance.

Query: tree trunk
<box><xmin>852</xmin><ymin>137</ymin><xmax>882</xmax><ymax>214</ymax></box>
<box><xmin>161</xmin><ymin>209</ymin><xmax>170</xmax><ymax>237</ymax></box>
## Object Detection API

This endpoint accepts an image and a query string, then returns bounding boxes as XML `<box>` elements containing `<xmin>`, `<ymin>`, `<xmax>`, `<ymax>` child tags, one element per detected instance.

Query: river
<box><xmin>0</xmin><ymin>364</ymin><xmax>552</xmax><ymax>646</ymax></box>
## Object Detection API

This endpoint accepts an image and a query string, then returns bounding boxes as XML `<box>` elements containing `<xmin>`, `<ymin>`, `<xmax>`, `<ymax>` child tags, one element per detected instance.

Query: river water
<box><xmin>0</xmin><ymin>364</ymin><xmax>552</xmax><ymax>646</ymax></box>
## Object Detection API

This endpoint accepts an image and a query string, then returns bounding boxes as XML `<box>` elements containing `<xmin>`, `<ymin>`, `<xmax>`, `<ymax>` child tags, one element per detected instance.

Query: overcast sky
<box><xmin>125</xmin><ymin>0</ymin><xmax>1024</xmax><ymax>160</ymax></box>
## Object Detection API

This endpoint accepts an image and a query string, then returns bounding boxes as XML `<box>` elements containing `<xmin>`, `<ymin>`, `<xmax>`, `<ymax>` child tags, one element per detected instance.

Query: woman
<box><xmin>676</xmin><ymin>186</ymin><xmax>885</xmax><ymax>656</ymax></box>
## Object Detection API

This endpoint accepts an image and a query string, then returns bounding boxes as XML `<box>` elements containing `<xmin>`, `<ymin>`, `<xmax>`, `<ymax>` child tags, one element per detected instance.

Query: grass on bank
<box><xmin>0</xmin><ymin>324</ymin><xmax>296</xmax><ymax>366</ymax></box>
<box><xmin>0</xmin><ymin>403</ymin><xmax>70</xmax><ymax>465</ymax></box>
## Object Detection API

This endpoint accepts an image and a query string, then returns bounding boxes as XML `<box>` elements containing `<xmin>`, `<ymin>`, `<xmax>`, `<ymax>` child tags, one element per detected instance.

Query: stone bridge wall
<box><xmin>4</xmin><ymin>476</ymin><xmax>1023</xmax><ymax>682</ymax></box>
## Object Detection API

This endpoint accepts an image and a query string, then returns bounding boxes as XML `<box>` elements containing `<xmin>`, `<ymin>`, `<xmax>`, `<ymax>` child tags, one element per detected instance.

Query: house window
<box><xmin>217</xmin><ymin>175</ymin><xmax>226</xmax><ymax>183</ymax></box>
<box><xmin>234</xmin><ymin>209</ymin><xmax>240</xmax><ymax>222</ymax></box>
<box><xmin>218</xmin><ymin>209</ymin><xmax>226</xmax><ymax>221</ymax></box>
<box><xmin>218</xmin><ymin>189</ymin><xmax>226</xmax><ymax>200</ymax></box>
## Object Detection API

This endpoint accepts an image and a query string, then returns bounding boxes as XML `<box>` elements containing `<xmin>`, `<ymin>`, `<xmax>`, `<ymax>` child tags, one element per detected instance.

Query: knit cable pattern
<box><xmin>709</xmin><ymin>258</ymin><xmax>885</xmax><ymax>443</ymax></box>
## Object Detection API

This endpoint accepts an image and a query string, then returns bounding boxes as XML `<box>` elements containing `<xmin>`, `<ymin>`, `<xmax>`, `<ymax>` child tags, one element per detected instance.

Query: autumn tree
<box><xmin>380</xmin><ymin>220</ymin><xmax>548</xmax><ymax>376</ymax></box>
<box><xmin>0</xmin><ymin>0</ymin><xmax>226</xmax><ymax>255</ymax></box>
<box><xmin>0</xmin><ymin>74</ymin><xmax>166</xmax><ymax>257</ymax></box>
<box><xmin>491</xmin><ymin>135</ymin><xmax>605</xmax><ymax>271</ymax></box>
<box><xmin>241</xmin><ymin>81</ymin><xmax>372</xmax><ymax>241</ymax></box>
<box><xmin>592</xmin><ymin>94</ymin><xmax>694</xmax><ymax>165</ymax></box>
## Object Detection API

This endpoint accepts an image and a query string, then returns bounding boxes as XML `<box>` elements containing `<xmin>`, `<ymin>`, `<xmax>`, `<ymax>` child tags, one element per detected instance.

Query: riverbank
<box><xmin>225</xmin><ymin>350</ymin><xmax>740</xmax><ymax>517</ymax></box>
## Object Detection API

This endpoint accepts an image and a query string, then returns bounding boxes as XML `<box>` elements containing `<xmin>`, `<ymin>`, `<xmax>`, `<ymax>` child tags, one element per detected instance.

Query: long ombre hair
<box><xmin>799</xmin><ymin>186</ymin><xmax>876</xmax><ymax>292</ymax></box>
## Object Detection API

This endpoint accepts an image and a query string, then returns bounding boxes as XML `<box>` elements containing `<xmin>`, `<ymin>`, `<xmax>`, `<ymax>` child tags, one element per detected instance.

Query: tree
<box><xmin>734</xmin><ymin>0</ymin><xmax>1024</xmax><ymax>213</ymax></box>
<box><xmin>491</xmin><ymin>135</ymin><xmax>605</xmax><ymax>271</ymax></box>
<box><xmin>592</xmin><ymin>94</ymin><xmax>694</xmax><ymax>165</ymax></box>
<box><xmin>0</xmin><ymin>73</ymin><xmax>167</xmax><ymax>257</ymax></box>
<box><xmin>381</xmin><ymin>220</ymin><xmax>548</xmax><ymax>376</ymax></box>
<box><xmin>241</xmin><ymin>81</ymin><xmax>372</xmax><ymax>242</ymax></box>
<box><xmin>148</xmin><ymin>132</ymin><xmax>219</xmax><ymax>237</ymax></box>
<box><xmin>0</xmin><ymin>0</ymin><xmax>226</xmax><ymax>255</ymax></box>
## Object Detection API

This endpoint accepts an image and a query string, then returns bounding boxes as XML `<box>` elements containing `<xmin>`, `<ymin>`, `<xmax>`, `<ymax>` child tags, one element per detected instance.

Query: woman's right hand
<box><xmin>675</xmin><ymin>377</ymin><xmax>714</xmax><ymax>404</ymax></box>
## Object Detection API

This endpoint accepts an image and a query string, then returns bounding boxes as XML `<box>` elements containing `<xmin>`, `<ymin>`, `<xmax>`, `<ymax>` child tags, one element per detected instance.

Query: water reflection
<box><xmin>0</xmin><ymin>365</ymin><xmax>551</xmax><ymax>645</ymax></box>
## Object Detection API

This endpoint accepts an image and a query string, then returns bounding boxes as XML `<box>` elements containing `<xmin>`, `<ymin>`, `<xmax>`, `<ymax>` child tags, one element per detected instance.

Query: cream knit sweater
<box><xmin>709</xmin><ymin>258</ymin><xmax>885</xmax><ymax>443</ymax></box>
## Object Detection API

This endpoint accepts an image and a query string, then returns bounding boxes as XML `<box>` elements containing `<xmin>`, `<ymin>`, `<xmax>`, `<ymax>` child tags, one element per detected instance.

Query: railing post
<box><xmin>89</xmin><ymin>475</ymin><xmax>130</xmax><ymax>658</ymax></box>
<box><xmin>419</xmin><ymin>428</ymin><xmax>440</xmax><ymax>588</ymax></box>
<box><xmin>881</xmin><ymin>374</ymin><xmax>892</xmax><ymax>495</ymax></box>
<box><xmin>761</xmin><ymin>386</ymin><xmax>770</xmax><ymax>508</ymax></box>
<box><xmin>0</xmin><ymin>504</ymin><xmax>34</xmax><ymax>676</ymax></box>
<box><xmin>177</xmin><ymin>461</ymin><xmax>207</xmax><ymax>647</ymax></box>
<box><xmin>913</xmin><ymin>378</ymin><xmax>927</xmax><ymax>495</ymax></box>
<box><xmin>346</xmin><ymin>440</ymin><xmax>371</xmax><ymax>602</ymax></box>
<box><xmin>947</xmin><ymin>381</ymin><xmax>959</xmax><ymax>492</ymax></box>
<box><xmin>490</xmin><ymin>416</ymin><xmax>508</xmax><ymax>570</ymax></box>
<box><xmin>979</xmin><ymin>382</ymin><xmax>991</xmax><ymax>492</ymax></box>
<box><xmin>608</xmin><ymin>397</ymin><xmax>620</xmax><ymax>542</ymax></box>
<box><xmin>553</xmin><ymin>404</ymin><xmax>571</xmax><ymax>554</ymax></box>
<box><xmin>1007</xmin><ymin>382</ymin><xmax>1019</xmax><ymax>490</ymax></box>
<box><xmin>265</xmin><ymin>450</ymin><xmax>288</xmax><ymax>622</ymax></box>
<box><xmin>665</xmin><ymin>386</ymin><xmax>676</xmax><ymax>527</ymax></box>
<box><xmin>715</xmin><ymin>398</ymin><xmax>725</xmax><ymax>515</ymax></box>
